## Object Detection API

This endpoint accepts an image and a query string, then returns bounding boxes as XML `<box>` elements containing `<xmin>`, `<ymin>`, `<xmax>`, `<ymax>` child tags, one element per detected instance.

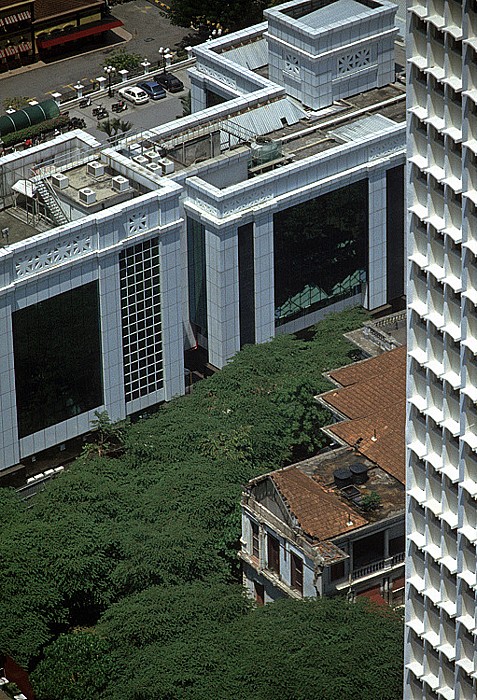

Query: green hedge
<box><xmin>1</xmin><ymin>115</ymin><xmax>70</xmax><ymax>147</ymax></box>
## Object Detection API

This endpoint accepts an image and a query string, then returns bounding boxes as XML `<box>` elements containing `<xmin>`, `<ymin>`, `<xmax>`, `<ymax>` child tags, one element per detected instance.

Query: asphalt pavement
<box><xmin>67</xmin><ymin>69</ymin><xmax>189</xmax><ymax>143</ymax></box>
<box><xmin>0</xmin><ymin>1</ymin><xmax>191</xmax><ymax>104</ymax></box>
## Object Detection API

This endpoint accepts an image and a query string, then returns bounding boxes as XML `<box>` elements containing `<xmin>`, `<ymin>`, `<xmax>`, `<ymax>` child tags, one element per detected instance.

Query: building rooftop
<box><xmin>247</xmin><ymin>446</ymin><xmax>405</xmax><ymax>546</ymax></box>
<box><xmin>297</xmin><ymin>0</ymin><xmax>371</xmax><ymax>28</ymax></box>
<box><xmin>319</xmin><ymin>345</ymin><xmax>407</xmax><ymax>484</ymax></box>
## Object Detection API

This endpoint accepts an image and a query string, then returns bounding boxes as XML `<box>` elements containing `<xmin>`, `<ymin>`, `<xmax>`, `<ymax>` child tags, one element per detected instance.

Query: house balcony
<box><xmin>336</xmin><ymin>551</ymin><xmax>405</xmax><ymax>589</ymax></box>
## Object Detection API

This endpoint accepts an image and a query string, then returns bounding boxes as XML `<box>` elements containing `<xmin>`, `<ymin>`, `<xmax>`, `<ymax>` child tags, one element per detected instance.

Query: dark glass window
<box><xmin>330</xmin><ymin>560</ymin><xmax>345</xmax><ymax>581</ymax></box>
<box><xmin>251</xmin><ymin>521</ymin><xmax>259</xmax><ymax>559</ymax></box>
<box><xmin>386</xmin><ymin>165</ymin><xmax>405</xmax><ymax>301</ymax></box>
<box><xmin>267</xmin><ymin>533</ymin><xmax>280</xmax><ymax>575</ymax></box>
<box><xmin>290</xmin><ymin>552</ymin><xmax>303</xmax><ymax>594</ymax></box>
<box><xmin>273</xmin><ymin>180</ymin><xmax>368</xmax><ymax>326</ymax></box>
<box><xmin>238</xmin><ymin>222</ymin><xmax>255</xmax><ymax>346</ymax></box>
<box><xmin>12</xmin><ymin>282</ymin><xmax>103</xmax><ymax>438</ymax></box>
<box><xmin>187</xmin><ymin>217</ymin><xmax>207</xmax><ymax>338</ymax></box>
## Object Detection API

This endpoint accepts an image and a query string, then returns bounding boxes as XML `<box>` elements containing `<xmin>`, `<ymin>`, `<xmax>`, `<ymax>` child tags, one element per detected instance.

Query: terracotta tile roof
<box><xmin>33</xmin><ymin>0</ymin><xmax>102</xmax><ymax>21</ymax></box>
<box><xmin>328</xmin><ymin>346</ymin><xmax>405</xmax><ymax>387</ymax></box>
<box><xmin>271</xmin><ymin>467</ymin><xmax>368</xmax><ymax>540</ymax></box>
<box><xmin>320</xmin><ymin>346</ymin><xmax>406</xmax><ymax>485</ymax></box>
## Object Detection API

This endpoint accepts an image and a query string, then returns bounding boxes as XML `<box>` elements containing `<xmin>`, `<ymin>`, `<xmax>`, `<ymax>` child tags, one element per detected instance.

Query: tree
<box><xmin>108</xmin><ymin>49</ymin><xmax>142</xmax><ymax>71</ymax></box>
<box><xmin>2</xmin><ymin>96</ymin><xmax>30</xmax><ymax>111</ymax></box>
<box><xmin>97</xmin><ymin>118</ymin><xmax>132</xmax><ymax>141</ymax></box>
<box><xmin>30</xmin><ymin>632</ymin><xmax>113</xmax><ymax>700</ymax></box>
<box><xmin>2</xmin><ymin>307</ymin><xmax>391</xmax><ymax>697</ymax></box>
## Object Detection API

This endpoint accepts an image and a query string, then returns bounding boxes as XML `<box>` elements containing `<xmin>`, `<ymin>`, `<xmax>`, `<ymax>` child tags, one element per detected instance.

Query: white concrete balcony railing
<box><xmin>350</xmin><ymin>551</ymin><xmax>405</xmax><ymax>582</ymax></box>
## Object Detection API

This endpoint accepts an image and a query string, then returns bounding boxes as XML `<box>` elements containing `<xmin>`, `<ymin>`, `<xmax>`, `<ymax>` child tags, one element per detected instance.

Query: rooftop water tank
<box><xmin>350</xmin><ymin>462</ymin><xmax>369</xmax><ymax>485</ymax></box>
<box><xmin>334</xmin><ymin>467</ymin><xmax>353</xmax><ymax>489</ymax></box>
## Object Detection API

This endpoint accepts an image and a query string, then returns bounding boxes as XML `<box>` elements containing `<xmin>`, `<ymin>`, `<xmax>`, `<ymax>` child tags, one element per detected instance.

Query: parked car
<box><xmin>117</xmin><ymin>86</ymin><xmax>149</xmax><ymax>105</ymax></box>
<box><xmin>137</xmin><ymin>81</ymin><xmax>167</xmax><ymax>100</ymax></box>
<box><xmin>155</xmin><ymin>73</ymin><xmax>184</xmax><ymax>93</ymax></box>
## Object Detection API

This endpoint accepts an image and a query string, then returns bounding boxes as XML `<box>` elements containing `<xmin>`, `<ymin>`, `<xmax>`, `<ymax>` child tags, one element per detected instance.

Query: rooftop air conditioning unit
<box><xmin>147</xmin><ymin>162</ymin><xmax>162</xmax><ymax>174</ymax></box>
<box><xmin>79</xmin><ymin>187</ymin><xmax>96</xmax><ymax>205</ymax></box>
<box><xmin>112</xmin><ymin>175</ymin><xmax>129</xmax><ymax>193</ymax></box>
<box><xmin>133</xmin><ymin>155</ymin><xmax>148</xmax><ymax>166</ymax></box>
<box><xmin>144</xmin><ymin>148</ymin><xmax>161</xmax><ymax>163</ymax></box>
<box><xmin>87</xmin><ymin>161</ymin><xmax>105</xmax><ymax>177</ymax></box>
<box><xmin>51</xmin><ymin>173</ymin><xmax>69</xmax><ymax>190</ymax></box>
<box><xmin>159</xmin><ymin>157</ymin><xmax>174</xmax><ymax>175</ymax></box>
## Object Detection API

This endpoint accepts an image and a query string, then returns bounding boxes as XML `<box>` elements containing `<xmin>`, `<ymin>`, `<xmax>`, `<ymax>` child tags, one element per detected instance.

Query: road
<box><xmin>0</xmin><ymin>1</ymin><xmax>191</xmax><ymax>104</ymax></box>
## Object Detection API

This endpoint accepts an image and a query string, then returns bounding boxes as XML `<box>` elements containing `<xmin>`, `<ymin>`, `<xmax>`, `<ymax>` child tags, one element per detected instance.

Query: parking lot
<box><xmin>0</xmin><ymin>1</ymin><xmax>192</xmax><ymax>105</ymax></box>
<box><xmin>65</xmin><ymin>67</ymin><xmax>189</xmax><ymax>142</ymax></box>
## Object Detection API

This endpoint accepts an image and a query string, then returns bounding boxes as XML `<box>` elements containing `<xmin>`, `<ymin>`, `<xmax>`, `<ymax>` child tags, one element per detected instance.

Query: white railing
<box><xmin>351</xmin><ymin>551</ymin><xmax>405</xmax><ymax>581</ymax></box>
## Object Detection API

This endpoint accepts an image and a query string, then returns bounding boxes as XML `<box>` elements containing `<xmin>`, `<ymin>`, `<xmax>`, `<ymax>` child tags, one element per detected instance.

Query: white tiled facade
<box><xmin>0</xmin><ymin>0</ymin><xmax>407</xmax><ymax>475</ymax></box>
<box><xmin>0</xmin><ymin>135</ymin><xmax>185</xmax><ymax>471</ymax></box>
<box><xmin>405</xmin><ymin>2</ymin><xmax>477</xmax><ymax>698</ymax></box>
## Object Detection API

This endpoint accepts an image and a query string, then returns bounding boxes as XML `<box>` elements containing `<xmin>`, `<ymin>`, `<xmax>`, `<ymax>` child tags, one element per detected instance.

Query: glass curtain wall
<box><xmin>273</xmin><ymin>180</ymin><xmax>368</xmax><ymax>326</ymax></box>
<box><xmin>187</xmin><ymin>216</ymin><xmax>207</xmax><ymax>340</ymax></box>
<box><xmin>12</xmin><ymin>281</ymin><xmax>103</xmax><ymax>437</ymax></box>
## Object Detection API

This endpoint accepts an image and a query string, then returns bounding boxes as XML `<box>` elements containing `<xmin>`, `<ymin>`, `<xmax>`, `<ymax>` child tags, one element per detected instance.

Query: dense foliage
<box><xmin>0</xmin><ymin>308</ymin><xmax>404</xmax><ymax>699</ymax></box>
<box><xmin>166</xmin><ymin>0</ymin><xmax>275</xmax><ymax>32</ymax></box>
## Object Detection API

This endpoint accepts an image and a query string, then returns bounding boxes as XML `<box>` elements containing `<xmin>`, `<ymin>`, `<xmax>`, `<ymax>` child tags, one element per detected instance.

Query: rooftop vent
<box><xmin>159</xmin><ymin>157</ymin><xmax>174</xmax><ymax>175</ymax></box>
<box><xmin>147</xmin><ymin>162</ymin><xmax>162</xmax><ymax>174</ymax></box>
<box><xmin>79</xmin><ymin>187</ymin><xmax>96</xmax><ymax>205</ymax></box>
<box><xmin>144</xmin><ymin>148</ymin><xmax>161</xmax><ymax>163</ymax></box>
<box><xmin>333</xmin><ymin>467</ymin><xmax>353</xmax><ymax>489</ymax></box>
<box><xmin>350</xmin><ymin>462</ymin><xmax>369</xmax><ymax>485</ymax></box>
<box><xmin>51</xmin><ymin>173</ymin><xmax>69</xmax><ymax>190</ymax></box>
<box><xmin>112</xmin><ymin>175</ymin><xmax>129</xmax><ymax>193</ymax></box>
<box><xmin>133</xmin><ymin>155</ymin><xmax>148</xmax><ymax>166</ymax></box>
<box><xmin>87</xmin><ymin>161</ymin><xmax>105</xmax><ymax>177</ymax></box>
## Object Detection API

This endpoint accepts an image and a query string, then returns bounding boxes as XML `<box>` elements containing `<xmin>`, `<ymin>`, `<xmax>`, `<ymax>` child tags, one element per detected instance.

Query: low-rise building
<box><xmin>240</xmin><ymin>345</ymin><xmax>407</xmax><ymax>606</ymax></box>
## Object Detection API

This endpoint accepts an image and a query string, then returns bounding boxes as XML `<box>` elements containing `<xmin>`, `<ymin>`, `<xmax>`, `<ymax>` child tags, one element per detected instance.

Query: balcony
<box><xmin>350</xmin><ymin>552</ymin><xmax>405</xmax><ymax>582</ymax></box>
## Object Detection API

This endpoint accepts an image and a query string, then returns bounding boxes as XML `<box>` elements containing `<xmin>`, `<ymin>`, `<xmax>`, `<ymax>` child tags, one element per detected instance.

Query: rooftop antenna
<box><xmin>371</xmin><ymin>428</ymin><xmax>377</xmax><ymax>442</ymax></box>
<box><xmin>1</xmin><ymin>227</ymin><xmax>9</xmax><ymax>245</ymax></box>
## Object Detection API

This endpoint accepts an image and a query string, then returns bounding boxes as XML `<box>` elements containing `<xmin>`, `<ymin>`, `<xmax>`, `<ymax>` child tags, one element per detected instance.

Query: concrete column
<box><xmin>205</xmin><ymin>223</ymin><xmax>240</xmax><ymax>368</ymax></box>
<box><xmin>0</xmin><ymin>294</ymin><xmax>20</xmax><ymax>471</ymax></box>
<box><xmin>366</xmin><ymin>168</ymin><xmax>388</xmax><ymax>310</ymax></box>
<box><xmin>96</xmin><ymin>77</ymin><xmax>106</xmax><ymax>93</ymax></box>
<box><xmin>74</xmin><ymin>83</ymin><xmax>84</xmax><ymax>99</ymax></box>
<box><xmin>118</xmin><ymin>69</ymin><xmax>129</xmax><ymax>83</ymax></box>
<box><xmin>159</xmin><ymin>226</ymin><xmax>185</xmax><ymax>400</ymax></box>
<box><xmin>253</xmin><ymin>212</ymin><xmax>275</xmax><ymax>344</ymax></box>
<box><xmin>98</xmin><ymin>252</ymin><xmax>126</xmax><ymax>422</ymax></box>
<box><xmin>141</xmin><ymin>60</ymin><xmax>151</xmax><ymax>75</ymax></box>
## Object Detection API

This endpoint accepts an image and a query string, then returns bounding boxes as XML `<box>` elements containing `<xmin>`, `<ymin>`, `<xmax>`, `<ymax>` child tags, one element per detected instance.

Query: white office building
<box><xmin>0</xmin><ymin>0</ymin><xmax>406</xmax><ymax>476</ymax></box>
<box><xmin>405</xmin><ymin>2</ymin><xmax>477</xmax><ymax>699</ymax></box>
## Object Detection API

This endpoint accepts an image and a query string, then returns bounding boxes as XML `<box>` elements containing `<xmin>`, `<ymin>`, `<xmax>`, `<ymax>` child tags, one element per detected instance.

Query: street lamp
<box><xmin>104</xmin><ymin>64</ymin><xmax>116</xmax><ymax>98</ymax></box>
<box><xmin>158</xmin><ymin>46</ymin><xmax>171</xmax><ymax>73</ymax></box>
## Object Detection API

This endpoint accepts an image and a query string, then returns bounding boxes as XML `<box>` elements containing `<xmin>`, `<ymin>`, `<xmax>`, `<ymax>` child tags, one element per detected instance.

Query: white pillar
<box><xmin>366</xmin><ymin>168</ymin><xmax>387</xmax><ymax>310</ymax></box>
<box><xmin>205</xmin><ymin>224</ymin><xmax>240</xmax><ymax>368</ymax></box>
<box><xmin>96</xmin><ymin>76</ymin><xmax>107</xmax><ymax>93</ymax></box>
<box><xmin>159</xmin><ymin>226</ymin><xmax>185</xmax><ymax>400</ymax></box>
<box><xmin>141</xmin><ymin>60</ymin><xmax>151</xmax><ymax>75</ymax></box>
<box><xmin>118</xmin><ymin>69</ymin><xmax>129</xmax><ymax>83</ymax></box>
<box><xmin>74</xmin><ymin>83</ymin><xmax>84</xmax><ymax>99</ymax></box>
<box><xmin>253</xmin><ymin>212</ymin><xmax>275</xmax><ymax>344</ymax></box>
<box><xmin>98</xmin><ymin>253</ymin><xmax>126</xmax><ymax>422</ymax></box>
<box><xmin>0</xmin><ymin>294</ymin><xmax>21</xmax><ymax>470</ymax></box>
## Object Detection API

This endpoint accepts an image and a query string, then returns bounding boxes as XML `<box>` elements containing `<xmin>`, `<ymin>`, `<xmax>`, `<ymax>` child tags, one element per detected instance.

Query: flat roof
<box><xmin>299</xmin><ymin>0</ymin><xmax>371</xmax><ymax>28</ymax></box>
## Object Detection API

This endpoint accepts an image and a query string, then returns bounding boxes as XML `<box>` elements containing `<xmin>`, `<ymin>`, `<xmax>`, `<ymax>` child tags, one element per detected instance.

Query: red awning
<box><xmin>37</xmin><ymin>19</ymin><xmax>122</xmax><ymax>48</ymax></box>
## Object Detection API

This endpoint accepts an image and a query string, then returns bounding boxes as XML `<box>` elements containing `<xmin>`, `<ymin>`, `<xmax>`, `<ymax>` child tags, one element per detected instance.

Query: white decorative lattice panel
<box><xmin>15</xmin><ymin>235</ymin><xmax>93</xmax><ymax>278</ymax></box>
<box><xmin>128</xmin><ymin>212</ymin><xmax>148</xmax><ymax>235</ymax></box>
<box><xmin>337</xmin><ymin>48</ymin><xmax>371</xmax><ymax>75</ymax></box>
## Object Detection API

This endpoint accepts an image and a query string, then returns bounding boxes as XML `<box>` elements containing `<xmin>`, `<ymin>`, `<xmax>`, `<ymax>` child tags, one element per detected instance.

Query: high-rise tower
<box><xmin>406</xmin><ymin>2</ymin><xmax>477</xmax><ymax>698</ymax></box>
